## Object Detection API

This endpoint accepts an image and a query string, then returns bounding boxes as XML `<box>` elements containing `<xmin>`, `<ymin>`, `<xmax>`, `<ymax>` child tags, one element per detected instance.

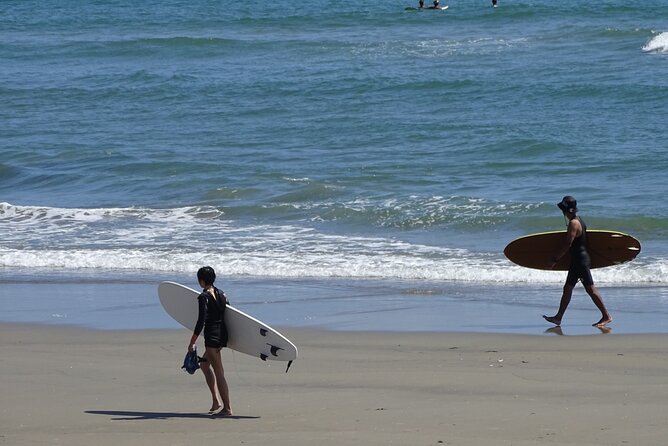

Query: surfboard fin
<box><xmin>285</xmin><ymin>360</ymin><xmax>293</xmax><ymax>373</ymax></box>
<box><xmin>260</xmin><ymin>328</ymin><xmax>268</xmax><ymax>336</ymax></box>
<box><xmin>270</xmin><ymin>345</ymin><xmax>284</xmax><ymax>356</ymax></box>
<box><xmin>260</xmin><ymin>353</ymin><xmax>268</xmax><ymax>361</ymax></box>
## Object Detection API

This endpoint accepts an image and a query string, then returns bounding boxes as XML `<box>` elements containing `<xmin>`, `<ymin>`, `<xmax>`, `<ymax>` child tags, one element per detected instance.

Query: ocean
<box><xmin>1</xmin><ymin>0</ymin><xmax>667</xmax><ymax>334</ymax></box>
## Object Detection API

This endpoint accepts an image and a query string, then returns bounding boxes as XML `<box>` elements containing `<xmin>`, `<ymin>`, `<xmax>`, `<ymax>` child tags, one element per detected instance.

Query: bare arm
<box><xmin>550</xmin><ymin>219</ymin><xmax>581</xmax><ymax>267</ymax></box>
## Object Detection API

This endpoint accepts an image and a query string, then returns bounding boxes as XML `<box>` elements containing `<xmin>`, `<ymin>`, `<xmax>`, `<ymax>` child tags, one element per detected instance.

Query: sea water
<box><xmin>1</xmin><ymin>0</ymin><xmax>667</xmax><ymax>333</ymax></box>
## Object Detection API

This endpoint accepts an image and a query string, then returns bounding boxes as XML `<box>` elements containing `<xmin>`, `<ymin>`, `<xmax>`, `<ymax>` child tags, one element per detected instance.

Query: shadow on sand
<box><xmin>86</xmin><ymin>410</ymin><xmax>259</xmax><ymax>421</ymax></box>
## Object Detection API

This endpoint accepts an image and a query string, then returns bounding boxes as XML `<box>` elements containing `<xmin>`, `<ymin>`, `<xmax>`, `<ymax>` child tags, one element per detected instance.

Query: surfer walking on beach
<box><xmin>188</xmin><ymin>266</ymin><xmax>233</xmax><ymax>416</ymax></box>
<box><xmin>543</xmin><ymin>196</ymin><xmax>613</xmax><ymax>328</ymax></box>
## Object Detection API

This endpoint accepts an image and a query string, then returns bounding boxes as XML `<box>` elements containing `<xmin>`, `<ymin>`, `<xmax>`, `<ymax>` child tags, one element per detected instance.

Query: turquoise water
<box><xmin>1</xmin><ymin>0</ymin><xmax>668</xmax><ymax>331</ymax></box>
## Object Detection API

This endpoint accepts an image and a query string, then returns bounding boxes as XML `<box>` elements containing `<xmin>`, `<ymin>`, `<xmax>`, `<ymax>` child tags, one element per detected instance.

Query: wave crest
<box><xmin>642</xmin><ymin>32</ymin><xmax>668</xmax><ymax>53</ymax></box>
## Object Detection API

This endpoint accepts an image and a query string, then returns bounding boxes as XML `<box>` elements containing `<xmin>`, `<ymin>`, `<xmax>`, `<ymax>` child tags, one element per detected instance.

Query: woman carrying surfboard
<box><xmin>543</xmin><ymin>196</ymin><xmax>613</xmax><ymax>328</ymax></box>
<box><xmin>188</xmin><ymin>266</ymin><xmax>232</xmax><ymax>416</ymax></box>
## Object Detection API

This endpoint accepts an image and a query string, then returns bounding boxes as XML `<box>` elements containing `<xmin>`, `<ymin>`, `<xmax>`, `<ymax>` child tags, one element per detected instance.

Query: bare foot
<box><xmin>209</xmin><ymin>404</ymin><xmax>221</xmax><ymax>414</ymax></box>
<box><xmin>212</xmin><ymin>407</ymin><xmax>232</xmax><ymax>416</ymax></box>
<box><xmin>593</xmin><ymin>317</ymin><xmax>612</xmax><ymax>327</ymax></box>
<box><xmin>543</xmin><ymin>315</ymin><xmax>561</xmax><ymax>326</ymax></box>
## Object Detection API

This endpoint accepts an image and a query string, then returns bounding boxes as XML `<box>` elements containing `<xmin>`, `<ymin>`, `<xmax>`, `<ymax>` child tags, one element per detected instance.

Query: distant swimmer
<box><xmin>427</xmin><ymin>0</ymin><xmax>448</xmax><ymax>10</ymax></box>
<box><xmin>407</xmin><ymin>0</ymin><xmax>446</xmax><ymax>11</ymax></box>
<box><xmin>543</xmin><ymin>196</ymin><xmax>613</xmax><ymax>328</ymax></box>
<box><xmin>492</xmin><ymin>0</ymin><xmax>498</xmax><ymax>7</ymax></box>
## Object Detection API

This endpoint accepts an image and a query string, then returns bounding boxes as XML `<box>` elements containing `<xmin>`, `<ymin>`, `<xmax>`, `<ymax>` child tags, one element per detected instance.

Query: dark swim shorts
<box><xmin>565</xmin><ymin>263</ymin><xmax>594</xmax><ymax>287</ymax></box>
<box><xmin>204</xmin><ymin>321</ymin><xmax>228</xmax><ymax>349</ymax></box>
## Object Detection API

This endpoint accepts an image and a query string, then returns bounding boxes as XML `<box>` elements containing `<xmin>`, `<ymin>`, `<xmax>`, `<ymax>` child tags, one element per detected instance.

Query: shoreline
<box><xmin>1</xmin><ymin>274</ymin><xmax>667</xmax><ymax>335</ymax></box>
<box><xmin>2</xmin><ymin>323</ymin><xmax>668</xmax><ymax>445</ymax></box>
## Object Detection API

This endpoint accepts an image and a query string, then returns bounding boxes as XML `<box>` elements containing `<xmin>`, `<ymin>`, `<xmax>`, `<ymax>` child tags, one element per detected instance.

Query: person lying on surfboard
<box><xmin>188</xmin><ymin>266</ymin><xmax>233</xmax><ymax>416</ymax></box>
<box><xmin>543</xmin><ymin>196</ymin><xmax>613</xmax><ymax>328</ymax></box>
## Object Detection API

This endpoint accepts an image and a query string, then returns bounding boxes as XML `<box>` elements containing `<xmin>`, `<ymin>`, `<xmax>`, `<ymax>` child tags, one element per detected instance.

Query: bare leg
<box><xmin>200</xmin><ymin>353</ymin><xmax>221</xmax><ymax>412</ymax></box>
<box><xmin>206</xmin><ymin>347</ymin><xmax>232</xmax><ymax>416</ymax></box>
<box><xmin>543</xmin><ymin>283</ymin><xmax>574</xmax><ymax>326</ymax></box>
<box><xmin>585</xmin><ymin>285</ymin><xmax>612</xmax><ymax>327</ymax></box>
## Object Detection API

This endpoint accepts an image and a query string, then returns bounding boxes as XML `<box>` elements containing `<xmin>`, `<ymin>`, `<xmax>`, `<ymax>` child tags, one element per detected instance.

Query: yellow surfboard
<box><xmin>504</xmin><ymin>230</ymin><xmax>641</xmax><ymax>271</ymax></box>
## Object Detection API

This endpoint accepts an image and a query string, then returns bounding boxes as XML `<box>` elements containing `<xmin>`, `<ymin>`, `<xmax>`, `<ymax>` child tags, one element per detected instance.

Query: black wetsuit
<box><xmin>565</xmin><ymin>217</ymin><xmax>594</xmax><ymax>287</ymax></box>
<box><xmin>194</xmin><ymin>287</ymin><xmax>228</xmax><ymax>349</ymax></box>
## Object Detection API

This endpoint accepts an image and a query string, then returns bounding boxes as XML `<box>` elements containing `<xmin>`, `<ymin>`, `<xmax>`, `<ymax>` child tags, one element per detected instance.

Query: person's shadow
<box><xmin>86</xmin><ymin>410</ymin><xmax>259</xmax><ymax>421</ymax></box>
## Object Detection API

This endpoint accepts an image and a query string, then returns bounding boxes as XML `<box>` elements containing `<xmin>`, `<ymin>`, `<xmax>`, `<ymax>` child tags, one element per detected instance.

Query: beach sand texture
<box><xmin>1</xmin><ymin>324</ymin><xmax>667</xmax><ymax>446</ymax></box>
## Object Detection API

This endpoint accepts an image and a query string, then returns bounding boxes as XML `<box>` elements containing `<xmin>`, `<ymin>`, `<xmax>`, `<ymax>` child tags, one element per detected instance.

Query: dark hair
<box><xmin>557</xmin><ymin>196</ymin><xmax>578</xmax><ymax>214</ymax></box>
<box><xmin>197</xmin><ymin>266</ymin><xmax>216</xmax><ymax>286</ymax></box>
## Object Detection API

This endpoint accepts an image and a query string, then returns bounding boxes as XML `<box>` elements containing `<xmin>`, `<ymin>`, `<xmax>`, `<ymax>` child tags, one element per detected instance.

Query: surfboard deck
<box><xmin>158</xmin><ymin>281</ymin><xmax>297</xmax><ymax>363</ymax></box>
<box><xmin>504</xmin><ymin>230</ymin><xmax>641</xmax><ymax>271</ymax></box>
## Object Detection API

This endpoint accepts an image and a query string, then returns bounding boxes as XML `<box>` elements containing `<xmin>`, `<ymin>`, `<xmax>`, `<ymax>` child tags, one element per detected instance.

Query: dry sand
<box><xmin>1</xmin><ymin>323</ymin><xmax>667</xmax><ymax>445</ymax></box>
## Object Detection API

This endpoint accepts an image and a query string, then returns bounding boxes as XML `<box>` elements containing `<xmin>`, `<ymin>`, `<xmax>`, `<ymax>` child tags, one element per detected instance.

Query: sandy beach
<box><xmin>1</xmin><ymin>323</ymin><xmax>667</xmax><ymax>446</ymax></box>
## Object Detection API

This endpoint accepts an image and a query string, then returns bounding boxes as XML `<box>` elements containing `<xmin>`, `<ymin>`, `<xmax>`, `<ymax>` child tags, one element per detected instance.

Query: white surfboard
<box><xmin>158</xmin><ymin>282</ymin><xmax>297</xmax><ymax>367</ymax></box>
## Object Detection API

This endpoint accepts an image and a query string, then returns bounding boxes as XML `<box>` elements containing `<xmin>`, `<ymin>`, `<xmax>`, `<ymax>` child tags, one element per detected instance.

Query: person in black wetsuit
<box><xmin>188</xmin><ymin>266</ymin><xmax>232</xmax><ymax>416</ymax></box>
<box><xmin>543</xmin><ymin>196</ymin><xmax>612</xmax><ymax>328</ymax></box>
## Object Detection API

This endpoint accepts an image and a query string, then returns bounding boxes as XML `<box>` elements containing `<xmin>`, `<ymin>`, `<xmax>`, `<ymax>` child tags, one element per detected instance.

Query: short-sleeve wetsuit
<box><xmin>194</xmin><ymin>287</ymin><xmax>228</xmax><ymax>349</ymax></box>
<box><xmin>565</xmin><ymin>217</ymin><xmax>594</xmax><ymax>287</ymax></box>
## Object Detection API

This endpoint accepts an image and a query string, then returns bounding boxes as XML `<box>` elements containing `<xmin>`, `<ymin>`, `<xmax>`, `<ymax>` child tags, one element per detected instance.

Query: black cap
<box><xmin>557</xmin><ymin>196</ymin><xmax>578</xmax><ymax>214</ymax></box>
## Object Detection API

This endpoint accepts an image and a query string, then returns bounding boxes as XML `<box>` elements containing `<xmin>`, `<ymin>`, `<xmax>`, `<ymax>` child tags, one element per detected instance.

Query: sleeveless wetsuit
<box><xmin>194</xmin><ymin>287</ymin><xmax>228</xmax><ymax>349</ymax></box>
<box><xmin>565</xmin><ymin>217</ymin><xmax>594</xmax><ymax>287</ymax></box>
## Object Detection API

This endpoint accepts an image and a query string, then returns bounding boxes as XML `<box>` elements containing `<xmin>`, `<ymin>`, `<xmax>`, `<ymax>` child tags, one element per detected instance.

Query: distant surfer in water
<box><xmin>543</xmin><ymin>196</ymin><xmax>613</xmax><ymax>328</ymax></box>
<box><xmin>428</xmin><ymin>0</ymin><xmax>441</xmax><ymax>8</ymax></box>
<box><xmin>492</xmin><ymin>0</ymin><xmax>498</xmax><ymax>7</ymax></box>
<box><xmin>418</xmin><ymin>0</ymin><xmax>424</xmax><ymax>8</ymax></box>
<box><xmin>188</xmin><ymin>266</ymin><xmax>233</xmax><ymax>416</ymax></box>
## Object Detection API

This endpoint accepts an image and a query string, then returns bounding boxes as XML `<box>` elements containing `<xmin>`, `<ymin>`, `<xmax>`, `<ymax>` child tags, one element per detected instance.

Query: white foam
<box><xmin>0</xmin><ymin>202</ymin><xmax>222</xmax><ymax>223</ymax></box>
<box><xmin>1</xmin><ymin>202</ymin><xmax>664</xmax><ymax>285</ymax></box>
<box><xmin>642</xmin><ymin>32</ymin><xmax>668</xmax><ymax>53</ymax></box>
<box><xmin>1</xmin><ymin>244</ymin><xmax>664</xmax><ymax>285</ymax></box>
